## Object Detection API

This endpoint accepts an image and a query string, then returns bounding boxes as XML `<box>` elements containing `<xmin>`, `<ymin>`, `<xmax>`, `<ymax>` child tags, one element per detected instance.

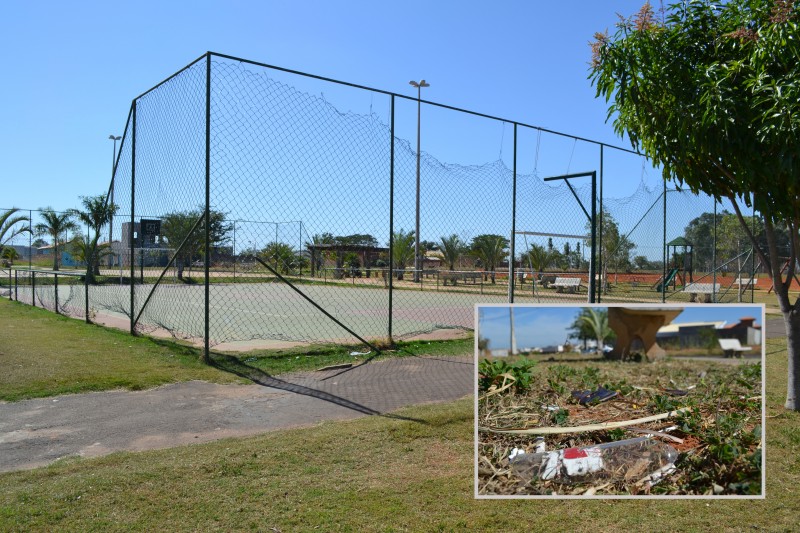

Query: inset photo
<box><xmin>475</xmin><ymin>304</ymin><xmax>764</xmax><ymax>498</ymax></box>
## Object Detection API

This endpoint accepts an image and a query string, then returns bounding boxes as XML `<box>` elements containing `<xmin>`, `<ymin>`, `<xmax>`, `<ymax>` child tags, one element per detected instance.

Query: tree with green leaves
<box><xmin>69</xmin><ymin>195</ymin><xmax>117</xmax><ymax>284</ymax></box>
<box><xmin>0</xmin><ymin>208</ymin><xmax>30</xmax><ymax>261</ymax></box>
<box><xmin>570</xmin><ymin>308</ymin><xmax>615</xmax><ymax>356</ymax></box>
<box><xmin>684</xmin><ymin>210</ymin><xmax>777</xmax><ymax>273</ymax></box>
<box><xmin>439</xmin><ymin>234</ymin><xmax>465</xmax><ymax>271</ymax></box>
<box><xmin>591</xmin><ymin>0</ymin><xmax>800</xmax><ymax>408</ymax></box>
<box><xmin>470</xmin><ymin>234</ymin><xmax>509</xmax><ymax>284</ymax></box>
<box><xmin>35</xmin><ymin>208</ymin><xmax>77</xmax><ymax>271</ymax></box>
<box><xmin>391</xmin><ymin>229</ymin><xmax>415</xmax><ymax>280</ymax></box>
<box><xmin>525</xmin><ymin>243</ymin><xmax>558</xmax><ymax>274</ymax></box>
<box><xmin>69</xmin><ymin>235</ymin><xmax>113</xmax><ymax>277</ymax></box>
<box><xmin>161</xmin><ymin>209</ymin><xmax>232</xmax><ymax>280</ymax></box>
<box><xmin>1</xmin><ymin>246</ymin><xmax>20</xmax><ymax>266</ymax></box>
<box><xmin>261</xmin><ymin>242</ymin><xmax>301</xmax><ymax>274</ymax></box>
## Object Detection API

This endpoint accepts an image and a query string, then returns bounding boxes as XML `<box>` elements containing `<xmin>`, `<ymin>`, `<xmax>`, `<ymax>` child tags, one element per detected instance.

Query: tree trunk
<box><xmin>775</xmin><ymin>285</ymin><xmax>800</xmax><ymax>410</ymax></box>
<box><xmin>784</xmin><ymin>309</ymin><xmax>800</xmax><ymax>410</ymax></box>
<box><xmin>53</xmin><ymin>243</ymin><xmax>59</xmax><ymax>271</ymax></box>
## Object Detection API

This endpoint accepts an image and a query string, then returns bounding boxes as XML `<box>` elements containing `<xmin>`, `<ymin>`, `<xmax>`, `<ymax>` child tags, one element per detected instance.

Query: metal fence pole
<box><xmin>54</xmin><ymin>273</ymin><xmax>59</xmax><ymax>314</ymax></box>
<box><xmin>14</xmin><ymin>270</ymin><xmax>18</xmax><ymax>300</ymax></box>
<box><xmin>28</xmin><ymin>210</ymin><xmax>32</xmax><ymax>271</ymax></box>
<box><xmin>388</xmin><ymin>94</ymin><xmax>394</xmax><ymax>343</ymax></box>
<box><xmin>751</xmin><ymin>201</ymin><xmax>757</xmax><ymax>302</ymax></box>
<box><xmin>85</xmin><ymin>274</ymin><xmax>90</xmax><ymax>323</ymax></box>
<box><xmin>32</xmin><ymin>271</ymin><xmax>35</xmax><ymax>307</ymax></box>
<box><xmin>508</xmin><ymin>123</ymin><xmax>517</xmax><ymax>304</ymax></box>
<box><xmin>598</xmin><ymin>144</ymin><xmax>603</xmax><ymax>303</ymax></box>
<box><xmin>204</xmin><ymin>52</ymin><xmax>212</xmax><ymax>362</ymax></box>
<box><xmin>130</xmin><ymin>100</ymin><xmax>137</xmax><ymax>335</ymax></box>
<box><xmin>662</xmin><ymin>183</ymin><xmax>667</xmax><ymax>303</ymax></box>
<box><xmin>713</xmin><ymin>200</ymin><xmax>717</xmax><ymax>302</ymax></box>
<box><xmin>588</xmin><ymin>171</ymin><xmax>597</xmax><ymax>303</ymax></box>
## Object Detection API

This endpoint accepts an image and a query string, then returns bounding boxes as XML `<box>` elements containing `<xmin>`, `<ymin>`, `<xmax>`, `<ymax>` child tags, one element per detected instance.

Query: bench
<box><xmin>551</xmin><ymin>277</ymin><xmax>582</xmax><ymax>293</ymax></box>
<box><xmin>719</xmin><ymin>338</ymin><xmax>749</xmax><ymax>358</ymax></box>
<box><xmin>684</xmin><ymin>282</ymin><xmax>721</xmax><ymax>303</ymax></box>
<box><xmin>440</xmin><ymin>271</ymin><xmax>482</xmax><ymax>286</ymax></box>
<box><xmin>538</xmin><ymin>274</ymin><xmax>557</xmax><ymax>288</ymax></box>
<box><xmin>733</xmin><ymin>277</ymin><xmax>755</xmax><ymax>290</ymax></box>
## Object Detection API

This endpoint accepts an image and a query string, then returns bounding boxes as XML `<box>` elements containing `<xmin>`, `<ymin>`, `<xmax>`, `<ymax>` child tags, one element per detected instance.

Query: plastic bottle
<box><xmin>509</xmin><ymin>436</ymin><xmax>678</xmax><ymax>485</ymax></box>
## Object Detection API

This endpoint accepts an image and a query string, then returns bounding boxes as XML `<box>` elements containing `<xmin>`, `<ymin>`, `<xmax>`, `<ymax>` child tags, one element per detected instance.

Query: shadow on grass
<box><xmin>207</xmin><ymin>349</ymin><xmax>428</xmax><ymax>425</ymax></box>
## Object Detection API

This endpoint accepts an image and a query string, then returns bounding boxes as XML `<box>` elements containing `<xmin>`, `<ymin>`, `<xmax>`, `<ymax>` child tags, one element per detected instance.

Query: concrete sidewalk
<box><xmin>0</xmin><ymin>355</ymin><xmax>474</xmax><ymax>473</ymax></box>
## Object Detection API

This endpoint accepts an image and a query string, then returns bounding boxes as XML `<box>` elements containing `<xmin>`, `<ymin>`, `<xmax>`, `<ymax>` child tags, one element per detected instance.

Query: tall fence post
<box><xmin>751</xmin><ymin>201</ymin><xmax>757</xmax><ymax>302</ymax></box>
<box><xmin>85</xmin><ymin>274</ymin><xmax>90</xmax><ymax>323</ymax></box>
<box><xmin>204</xmin><ymin>52</ymin><xmax>212</xmax><ymax>362</ymax></box>
<box><xmin>388</xmin><ymin>94</ymin><xmax>394</xmax><ymax>343</ymax></box>
<box><xmin>597</xmin><ymin>144</ymin><xmax>603</xmax><ymax>303</ymax></box>
<box><xmin>31</xmin><ymin>271</ymin><xmax>36</xmax><ymax>307</ymax></box>
<box><xmin>54</xmin><ymin>273</ymin><xmax>59</xmax><ymax>314</ymax></box>
<box><xmin>589</xmin><ymin>170</ymin><xmax>597</xmax><ymax>303</ymax></box>
<box><xmin>508</xmin><ymin>123</ymin><xmax>517</xmax><ymax>304</ymax></box>
<box><xmin>662</xmin><ymin>182</ymin><xmax>667</xmax><ymax>303</ymax></box>
<box><xmin>130</xmin><ymin>100</ymin><xmax>137</xmax><ymax>335</ymax></box>
<box><xmin>28</xmin><ymin>210</ymin><xmax>32</xmax><ymax>271</ymax></box>
<box><xmin>713</xmin><ymin>200</ymin><xmax>717</xmax><ymax>302</ymax></box>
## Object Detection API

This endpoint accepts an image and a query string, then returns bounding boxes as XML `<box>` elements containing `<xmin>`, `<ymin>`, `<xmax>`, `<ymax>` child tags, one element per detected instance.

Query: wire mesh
<box><xmin>4</xmin><ymin>52</ymin><xmax>762</xmax><ymax>353</ymax></box>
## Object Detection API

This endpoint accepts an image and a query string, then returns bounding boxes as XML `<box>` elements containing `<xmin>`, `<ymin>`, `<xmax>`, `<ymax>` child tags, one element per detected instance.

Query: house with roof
<box><xmin>657</xmin><ymin>316</ymin><xmax>760</xmax><ymax>349</ymax></box>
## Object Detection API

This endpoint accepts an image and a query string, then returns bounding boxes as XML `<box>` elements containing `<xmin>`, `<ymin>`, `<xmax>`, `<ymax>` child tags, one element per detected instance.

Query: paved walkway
<box><xmin>0</xmin><ymin>317</ymin><xmax>785</xmax><ymax>473</ymax></box>
<box><xmin>0</xmin><ymin>355</ymin><xmax>474</xmax><ymax>472</ymax></box>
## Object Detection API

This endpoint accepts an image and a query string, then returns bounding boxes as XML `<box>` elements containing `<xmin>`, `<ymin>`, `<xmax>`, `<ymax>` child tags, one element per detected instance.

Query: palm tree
<box><xmin>526</xmin><ymin>243</ymin><xmax>558</xmax><ymax>274</ymax></box>
<box><xmin>69</xmin><ymin>195</ymin><xmax>117</xmax><ymax>283</ymax></box>
<box><xmin>261</xmin><ymin>242</ymin><xmax>300</xmax><ymax>274</ymax></box>
<box><xmin>439</xmin><ymin>234</ymin><xmax>464</xmax><ymax>271</ymax></box>
<box><xmin>577</xmin><ymin>308</ymin><xmax>613</xmax><ymax>357</ymax></box>
<box><xmin>0</xmin><ymin>208</ymin><xmax>31</xmax><ymax>259</ymax></box>
<box><xmin>69</xmin><ymin>235</ymin><xmax>113</xmax><ymax>273</ymax></box>
<box><xmin>470</xmin><ymin>234</ymin><xmax>509</xmax><ymax>284</ymax></box>
<box><xmin>35</xmin><ymin>208</ymin><xmax>77</xmax><ymax>271</ymax></box>
<box><xmin>391</xmin><ymin>229</ymin><xmax>415</xmax><ymax>280</ymax></box>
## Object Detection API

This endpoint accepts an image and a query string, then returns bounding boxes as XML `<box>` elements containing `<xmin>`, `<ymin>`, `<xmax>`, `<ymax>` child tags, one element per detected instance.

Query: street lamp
<box><xmin>108</xmin><ymin>135</ymin><xmax>121</xmax><ymax>245</ymax></box>
<box><xmin>409</xmin><ymin>79</ymin><xmax>429</xmax><ymax>283</ymax></box>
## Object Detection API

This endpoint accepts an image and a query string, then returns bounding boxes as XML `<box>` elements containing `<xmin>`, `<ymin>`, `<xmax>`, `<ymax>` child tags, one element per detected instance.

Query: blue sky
<box><xmin>1</xmin><ymin>1</ymin><xmax>661</xmax><ymax>215</ymax></box>
<box><xmin>478</xmin><ymin>305</ymin><xmax>764</xmax><ymax>350</ymax></box>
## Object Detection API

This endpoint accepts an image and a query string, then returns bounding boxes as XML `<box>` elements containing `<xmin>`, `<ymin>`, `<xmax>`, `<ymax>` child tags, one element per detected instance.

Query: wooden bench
<box><xmin>551</xmin><ymin>277</ymin><xmax>582</xmax><ymax>293</ymax></box>
<box><xmin>684</xmin><ymin>282</ymin><xmax>721</xmax><ymax>303</ymax></box>
<box><xmin>719</xmin><ymin>338</ymin><xmax>749</xmax><ymax>358</ymax></box>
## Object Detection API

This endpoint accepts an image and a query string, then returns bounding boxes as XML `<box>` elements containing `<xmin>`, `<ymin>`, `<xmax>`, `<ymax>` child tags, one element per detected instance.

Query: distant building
<box><xmin>657</xmin><ymin>317</ymin><xmax>761</xmax><ymax>348</ymax></box>
<box><xmin>717</xmin><ymin>317</ymin><xmax>761</xmax><ymax>346</ymax></box>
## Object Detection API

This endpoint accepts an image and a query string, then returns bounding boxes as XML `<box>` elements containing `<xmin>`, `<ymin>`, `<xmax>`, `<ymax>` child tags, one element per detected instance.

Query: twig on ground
<box><xmin>482</xmin><ymin>407</ymin><xmax>691</xmax><ymax>435</ymax></box>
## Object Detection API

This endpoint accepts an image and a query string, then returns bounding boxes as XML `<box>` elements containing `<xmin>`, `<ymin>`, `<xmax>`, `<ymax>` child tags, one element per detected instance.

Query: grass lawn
<box><xmin>0</xmin><ymin>299</ymin><xmax>798</xmax><ymax>530</ymax></box>
<box><xmin>0</xmin><ymin>298</ymin><xmax>247</xmax><ymax>401</ymax></box>
<box><xmin>0</xmin><ymin>298</ymin><xmax>472</xmax><ymax>402</ymax></box>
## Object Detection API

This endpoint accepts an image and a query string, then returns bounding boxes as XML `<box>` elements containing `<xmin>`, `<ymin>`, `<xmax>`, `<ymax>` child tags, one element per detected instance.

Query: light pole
<box><xmin>108</xmin><ymin>135</ymin><xmax>121</xmax><ymax>246</ymax></box>
<box><xmin>409</xmin><ymin>79</ymin><xmax>429</xmax><ymax>283</ymax></box>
